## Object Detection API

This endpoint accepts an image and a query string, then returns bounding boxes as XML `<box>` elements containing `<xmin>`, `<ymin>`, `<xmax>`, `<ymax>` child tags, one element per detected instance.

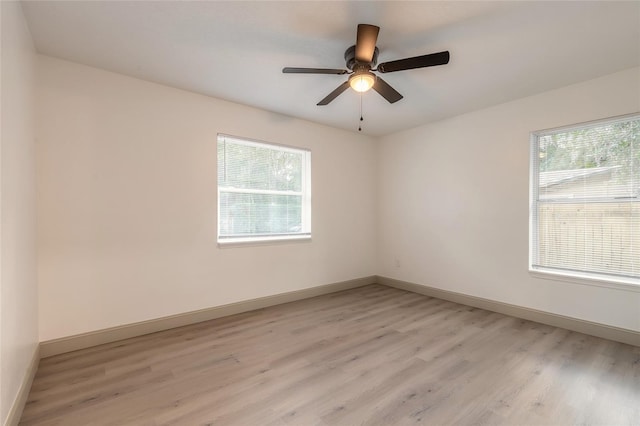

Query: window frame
<box><xmin>528</xmin><ymin>113</ymin><xmax>640</xmax><ymax>290</ymax></box>
<box><xmin>217</xmin><ymin>134</ymin><xmax>311</xmax><ymax>246</ymax></box>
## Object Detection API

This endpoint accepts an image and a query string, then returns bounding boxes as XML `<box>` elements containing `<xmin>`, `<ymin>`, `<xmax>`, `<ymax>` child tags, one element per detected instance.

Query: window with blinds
<box><xmin>217</xmin><ymin>135</ymin><xmax>311</xmax><ymax>244</ymax></box>
<box><xmin>530</xmin><ymin>114</ymin><xmax>639</xmax><ymax>285</ymax></box>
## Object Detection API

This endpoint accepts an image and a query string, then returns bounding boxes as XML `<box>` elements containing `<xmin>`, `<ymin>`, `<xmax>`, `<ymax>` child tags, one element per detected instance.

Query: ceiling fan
<box><xmin>283</xmin><ymin>24</ymin><xmax>450</xmax><ymax>106</ymax></box>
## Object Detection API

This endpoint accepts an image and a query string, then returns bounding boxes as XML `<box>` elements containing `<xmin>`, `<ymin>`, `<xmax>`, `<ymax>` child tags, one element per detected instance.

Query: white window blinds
<box><xmin>217</xmin><ymin>135</ymin><xmax>311</xmax><ymax>243</ymax></box>
<box><xmin>530</xmin><ymin>114</ymin><xmax>639</xmax><ymax>284</ymax></box>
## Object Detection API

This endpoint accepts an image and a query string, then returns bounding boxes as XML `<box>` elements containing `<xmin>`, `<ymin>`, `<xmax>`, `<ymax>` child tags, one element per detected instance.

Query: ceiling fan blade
<box><xmin>355</xmin><ymin>24</ymin><xmax>380</xmax><ymax>63</ymax></box>
<box><xmin>372</xmin><ymin>76</ymin><xmax>403</xmax><ymax>103</ymax></box>
<box><xmin>377</xmin><ymin>51</ymin><xmax>450</xmax><ymax>73</ymax></box>
<box><xmin>283</xmin><ymin>67</ymin><xmax>348</xmax><ymax>75</ymax></box>
<box><xmin>317</xmin><ymin>81</ymin><xmax>350</xmax><ymax>106</ymax></box>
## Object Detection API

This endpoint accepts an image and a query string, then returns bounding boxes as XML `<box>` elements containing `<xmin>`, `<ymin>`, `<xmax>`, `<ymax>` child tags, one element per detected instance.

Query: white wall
<box><xmin>36</xmin><ymin>55</ymin><xmax>377</xmax><ymax>342</ymax></box>
<box><xmin>0</xmin><ymin>1</ymin><xmax>38</xmax><ymax>423</ymax></box>
<box><xmin>34</xmin><ymin>45</ymin><xmax>640</xmax><ymax>343</ymax></box>
<box><xmin>378</xmin><ymin>67</ymin><xmax>640</xmax><ymax>332</ymax></box>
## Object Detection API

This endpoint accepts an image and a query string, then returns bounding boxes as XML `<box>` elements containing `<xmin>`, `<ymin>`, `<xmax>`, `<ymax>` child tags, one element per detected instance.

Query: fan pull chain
<box><xmin>358</xmin><ymin>92</ymin><xmax>364</xmax><ymax>132</ymax></box>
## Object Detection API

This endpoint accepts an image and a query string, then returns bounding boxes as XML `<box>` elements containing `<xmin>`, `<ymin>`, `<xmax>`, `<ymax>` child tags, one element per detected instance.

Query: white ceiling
<box><xmin>21</xmin><ymin>1</ymin><xmax>640</xmax><ymax>136</ymax></box>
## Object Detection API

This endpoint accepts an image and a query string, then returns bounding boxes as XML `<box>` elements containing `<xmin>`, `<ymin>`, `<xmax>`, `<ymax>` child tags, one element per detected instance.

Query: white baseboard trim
<box><xmin>40</xmin><ymin>276</ymin><xmax>376</xmax><ymax>358</ymax></box>
<box><xmin>377</xmin><ymin>275</ymin><xmax>640</xmax><ymax>347</ymax></box>
<box><xmin>39</xmin><ymin>274</ymin><xmax>638</xmax><ymax>359</ymax></box>
<box><xmin>4</xmin><ymin>345</ymin><xmax>40</xmax><ymax>426</ymax></box>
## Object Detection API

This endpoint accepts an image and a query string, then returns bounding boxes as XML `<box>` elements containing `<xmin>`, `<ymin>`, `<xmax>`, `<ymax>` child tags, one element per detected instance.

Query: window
<box><xmin>530</xmin><ymin>114</ymin><xmax>639</xmax><ymax>286</ymax></box>
<box><xmin>217</xmin><ymin>134</ymin><xmax>311</xmax><ymax>244</ymax></box>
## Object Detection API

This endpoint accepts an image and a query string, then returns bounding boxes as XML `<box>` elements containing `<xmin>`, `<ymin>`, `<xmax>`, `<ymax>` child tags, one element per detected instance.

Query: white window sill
<box><xmin>529</xmin><ymin>268</ymin><xmax>640</xmax><ymax>293</ymax></box>
<box><xmin>218</xmin><ymin>234</ymin><xmax>311</xmax><ymax>248</ymax></box>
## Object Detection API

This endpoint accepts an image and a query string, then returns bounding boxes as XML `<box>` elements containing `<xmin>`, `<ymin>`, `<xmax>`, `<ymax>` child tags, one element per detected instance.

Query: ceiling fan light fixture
<box><xmin>349</xmin><ymin>72</ymin><xmax>375</xmax><ymax>93</ymax></box>
<box><xmin>283</xmin><ymin>24</ymin><xmax>448</xmax><ymax>105</ymax></box>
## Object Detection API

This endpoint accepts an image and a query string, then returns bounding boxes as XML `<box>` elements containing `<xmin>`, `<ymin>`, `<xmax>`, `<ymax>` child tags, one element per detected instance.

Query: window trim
<box><xmin>528</xmin><ymin>113</ymin><xmax>640</xmax><ymax>290</ymax></box>
<box><xmin>217</xmin><ymin>134</ymin><xmax>311</xmax><ymax>246</ymax></box>
<box><xmin>529</xmin><ymin>268</ymin><xmax>640</xmax><ymax>293</ymax></box>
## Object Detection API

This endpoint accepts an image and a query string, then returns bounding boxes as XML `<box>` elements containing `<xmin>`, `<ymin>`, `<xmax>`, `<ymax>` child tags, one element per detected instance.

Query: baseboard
<box><xmin>39</xmin><ymin>273</ymin><xmax>637</xmax><ymax>358</ymax></box>
<box><xmin>377</xmin><ymin>275</ymin><xmax>640</xmax><ymax>347</ymax></box>
<box><xmin>40</xmin><ymin>276</ymin><xmax>376</xmax><ymax>358</ymax></box>
<box><xmin>4</xmin><ymin>345</ymin><xmax>40</xmax><ymax>426</ymax></box>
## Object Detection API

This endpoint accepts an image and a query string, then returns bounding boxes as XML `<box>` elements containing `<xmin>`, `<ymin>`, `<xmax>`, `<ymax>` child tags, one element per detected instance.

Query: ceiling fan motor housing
<box><xmin>345</xmin><ymin>45</ymin><xmax>379</xmax><ymax>70</ymax></box>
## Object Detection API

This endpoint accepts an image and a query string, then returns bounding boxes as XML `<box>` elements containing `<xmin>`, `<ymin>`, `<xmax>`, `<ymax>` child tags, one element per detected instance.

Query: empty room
<box><xmin>2</xmin><ymin>1</ymin><xmax>639</xmax><ymax>425</ymax></box>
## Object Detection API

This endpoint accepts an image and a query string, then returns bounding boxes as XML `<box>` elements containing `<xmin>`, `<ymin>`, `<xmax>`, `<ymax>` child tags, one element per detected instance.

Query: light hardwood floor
<box><xmin>20</xmin><ymin>285</ymin><xmax>640</xmax><ymax>425</ymax></box>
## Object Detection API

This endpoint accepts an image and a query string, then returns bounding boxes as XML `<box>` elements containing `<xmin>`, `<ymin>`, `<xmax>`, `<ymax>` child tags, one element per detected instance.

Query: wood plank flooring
<box><xmin>20</xmin><ymin>285</ymin><xmax>640</xmax><ymax>425</ymax></box>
